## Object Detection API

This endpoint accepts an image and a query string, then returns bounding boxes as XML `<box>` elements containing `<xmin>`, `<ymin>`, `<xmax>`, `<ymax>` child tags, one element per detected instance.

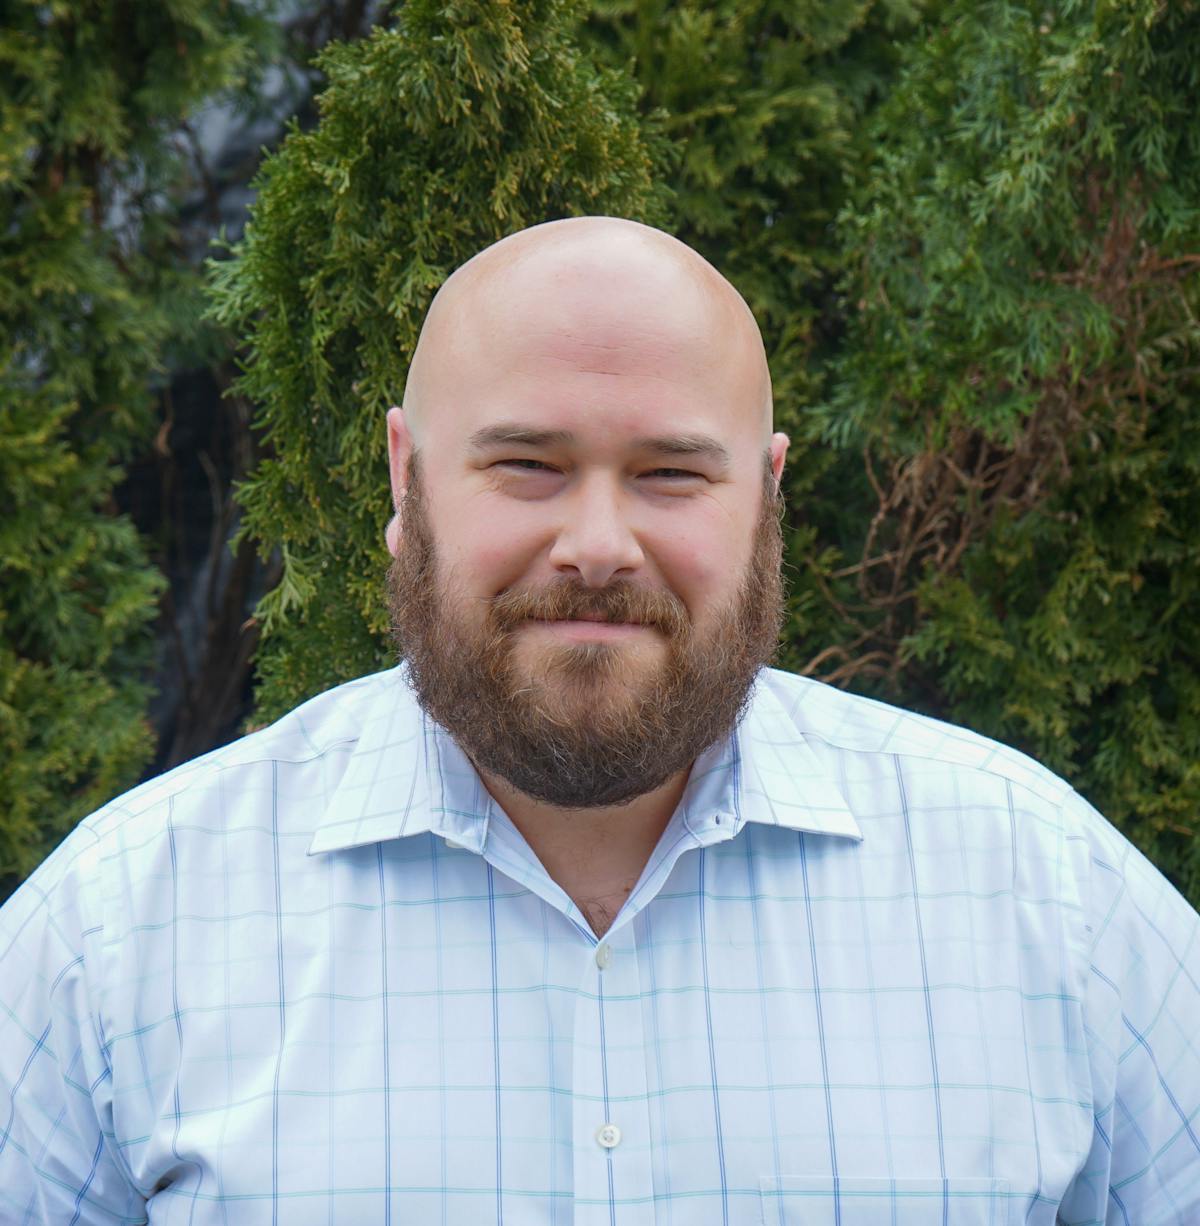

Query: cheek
<box><xmin>656</xmin><ymin>518</ymin><xmax>744</xmax><ymax>607</ymax></box>
<box><xmin>437</xmin><ymin>510</ymin><xmax>543</xmax><ymax>594</ymax></box>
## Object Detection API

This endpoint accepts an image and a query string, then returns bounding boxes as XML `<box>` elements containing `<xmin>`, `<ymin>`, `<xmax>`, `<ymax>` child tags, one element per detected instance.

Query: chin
<box><xmin>521</xmin><ymin>639</ymin><xmax>661</xmax><ymax>685</ymax></box>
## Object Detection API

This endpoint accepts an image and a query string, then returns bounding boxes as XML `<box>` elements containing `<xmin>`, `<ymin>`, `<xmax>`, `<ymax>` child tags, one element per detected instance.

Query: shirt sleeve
<box><xmin>0</xmin><ymin>825</ymin><xmax>147</xmax><ymax>1224</ymax></box>
<box><xmin>1058</xmin><ymin>792</ymin><xmax>1200</xmax><ymax>1226</ymax></box>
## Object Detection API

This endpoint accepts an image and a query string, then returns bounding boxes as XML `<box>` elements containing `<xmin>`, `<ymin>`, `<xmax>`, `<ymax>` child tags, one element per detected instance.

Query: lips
<box><xmin>498</xmin><ymin>582</ymin><xmax>673</xmax><ymax>635</ymax></box>
<box><xmin>527</xmin><ymin>615</ymin><xmax>649</xmax><ymax>635</ymax></box>
<box><xmin>547</xmin><ymin>616</ymin><xmax>642</xmax><ymax>626</ymax></box>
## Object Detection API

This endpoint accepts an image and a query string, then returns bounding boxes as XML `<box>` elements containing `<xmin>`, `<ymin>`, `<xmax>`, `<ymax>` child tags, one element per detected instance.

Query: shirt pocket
<box><xmin>760</xmin><ymin>1176</ymin><xmax>1012</xmax><ymax>1226</ymax></box>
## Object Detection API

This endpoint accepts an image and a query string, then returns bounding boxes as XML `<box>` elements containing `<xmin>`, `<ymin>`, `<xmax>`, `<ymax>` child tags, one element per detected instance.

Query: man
<box><xmin>1</xmin><ymin>217</ymin><xmax>1197</xmax><ymax>1225</ymax></box>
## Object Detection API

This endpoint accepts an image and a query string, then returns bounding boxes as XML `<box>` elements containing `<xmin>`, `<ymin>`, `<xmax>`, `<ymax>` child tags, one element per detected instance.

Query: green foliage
<box><xmin>0</xmin><ymin>0</ymin><xmax>276</xmax><ymax>894</ymax></box>
<box><xmin>816</xmin><ymin>0</ymin><xmax>1200</xmax><ymax>901</ymax></box>
<box><xmin>584</xmin><ymin>0</ymin><xmax>922</xmax><ymax>415</ymax></box>
<box><xmin>208</xmin><ymin>0</ymin><xmax>670</xmax><ymax>723</ymax></box>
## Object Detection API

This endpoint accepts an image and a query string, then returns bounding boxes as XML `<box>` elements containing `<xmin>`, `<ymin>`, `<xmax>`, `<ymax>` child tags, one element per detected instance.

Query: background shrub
<box><xmin>0</xmin><ymin>0</ymin><xmax>276</xmax><ymax>896</ymax></box>
<box><xmin>812</xmin><ymin>0</ymin><xmax>1200</xmax><ymax>902</ymax></box>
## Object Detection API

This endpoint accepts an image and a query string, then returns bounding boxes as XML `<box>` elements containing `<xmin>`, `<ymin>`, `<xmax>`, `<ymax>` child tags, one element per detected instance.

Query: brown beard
<box><xmin>386</xmin><ymin>454</ymin><xmax>785</xmax><ymax>809</ymax></box>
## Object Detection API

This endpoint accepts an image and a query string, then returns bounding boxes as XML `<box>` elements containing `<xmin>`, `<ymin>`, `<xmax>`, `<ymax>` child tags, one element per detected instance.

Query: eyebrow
<box><xmin>468</xmin><ymin>425</ymin><xmax>574</xmax><ymax>451</ymax></box>
<box><xmin>466</xmin><ymin>423</ymin><xmax>733</xmax><ymax>471</ymax></box>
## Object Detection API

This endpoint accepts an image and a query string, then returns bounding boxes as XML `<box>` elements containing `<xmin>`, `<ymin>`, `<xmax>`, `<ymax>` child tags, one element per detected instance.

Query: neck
<box><xmin>475</xmin><ymin>766</ymin><xmax>691</xmax><ymax>937</ymax></box>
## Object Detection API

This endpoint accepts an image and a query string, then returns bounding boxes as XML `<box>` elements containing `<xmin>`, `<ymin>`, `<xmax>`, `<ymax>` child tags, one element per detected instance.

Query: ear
<box><xmin>385</xmin><ymin>406</ymin><xmax>414</xmax><ymax>558</ymax></box>
<box><xmin>769</xmin><ymin>431</ymin><xmax>789</xmax><ymax>493</ymax></box>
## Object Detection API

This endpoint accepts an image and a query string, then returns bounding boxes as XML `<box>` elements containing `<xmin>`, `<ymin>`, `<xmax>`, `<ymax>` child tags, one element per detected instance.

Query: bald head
<box><xmin>384</xmin><ymin>218</ymin><xmax>790</xmax><ymax>818</ymax></box>
<box><xmin>401</xmin><ymin>217</ymin><xmax>772</xmax><ymax>446</ymax></box>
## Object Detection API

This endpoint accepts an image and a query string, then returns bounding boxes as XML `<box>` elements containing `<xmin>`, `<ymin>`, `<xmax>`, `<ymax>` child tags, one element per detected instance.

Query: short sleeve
<box><xmin>0</xmin><ymin>827</ymin><xmax>146</xmax><ymax>1224</ymax></box>
<box><xmin>1058</xmin><ymin>793</ymin><xmax>1200</xmax><ymax>1225</ymax></box>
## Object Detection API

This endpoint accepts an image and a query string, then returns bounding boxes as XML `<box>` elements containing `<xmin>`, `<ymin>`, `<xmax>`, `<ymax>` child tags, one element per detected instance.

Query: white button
<box><xmin>594</xmin><ymin>943</ymin><xmax>613</xmax><ymax>970</ymax></box>
<box><xmin>595</xmin><ymin>1123</ymin><xmax>621</xmax><ymax>1149</ymax></box>
<box><xmin>443</xmin><ymin>838</ymin><xmax>465</xmax><ymax>851</ymax></box>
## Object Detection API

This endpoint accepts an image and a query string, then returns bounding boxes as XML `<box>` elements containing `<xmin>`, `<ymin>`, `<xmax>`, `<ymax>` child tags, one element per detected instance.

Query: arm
<box><xmin>1059</xmin><ymin>794</ymin><xmax>1200</xmax><ymax>1225</ymax></box>
<box><xmin>0</xmin><ymin>828</ymin><xmax>146</xmax><ymax>1224</ymax></box>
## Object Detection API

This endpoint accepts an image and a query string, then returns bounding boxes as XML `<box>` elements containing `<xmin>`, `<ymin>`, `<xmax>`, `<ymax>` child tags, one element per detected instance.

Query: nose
<box><xmin>547</xmin><ymin>475</ymin><xmax>644</xmax><ymax>587</ymax></box>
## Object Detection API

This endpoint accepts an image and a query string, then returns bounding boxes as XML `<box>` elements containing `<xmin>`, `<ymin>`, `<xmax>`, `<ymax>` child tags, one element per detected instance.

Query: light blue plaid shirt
<box><xmin>2</xmin><ymin>665</ymin><xmax>1198</xmax><ymax>1224</ymax></box>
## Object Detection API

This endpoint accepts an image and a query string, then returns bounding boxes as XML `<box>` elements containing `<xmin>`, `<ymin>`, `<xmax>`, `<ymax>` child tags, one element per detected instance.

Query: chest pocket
<box><xmin>760</xmin><ymin>1176</ymin><xmax>1012</xmax><ymax>1226</ymax></box>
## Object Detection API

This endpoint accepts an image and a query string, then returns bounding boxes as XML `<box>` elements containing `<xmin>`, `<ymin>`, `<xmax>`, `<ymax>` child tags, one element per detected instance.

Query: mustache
<box><xmin>489</xmin><ymin>580</ymin><xmax>690</xmax><ymax>637</ymax></box>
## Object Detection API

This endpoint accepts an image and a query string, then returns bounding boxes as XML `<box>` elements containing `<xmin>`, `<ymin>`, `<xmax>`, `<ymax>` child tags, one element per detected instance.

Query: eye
<box><xmin>496</xmin><ymin>459</ymin><xmax>557</xmax><ymax>472</ymax></box>
<box><xmin>645</xmin><ymin>468</ymin><xmax>702</xmax><ymax>480</ymax></box>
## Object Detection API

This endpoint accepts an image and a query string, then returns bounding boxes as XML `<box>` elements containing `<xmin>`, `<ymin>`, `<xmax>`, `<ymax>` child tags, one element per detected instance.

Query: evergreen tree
<box><xmin>0</xmin><ymin>1</ymin><xmax>276</xmax><ymax>896</ymax></box>
<box><xmin>815</xmin><ymin>0</ymin><xmax>1200</xmax><ymax>901</ymax></box>
<box><xmin>584</xmin><ymin>0</ymin><xmax>921</xmax><ymax>413</ymax></box>
<box><xmin>208</xmin><ymin>0</ymin><xmax>669</xmax><ymax>724</ymax></box>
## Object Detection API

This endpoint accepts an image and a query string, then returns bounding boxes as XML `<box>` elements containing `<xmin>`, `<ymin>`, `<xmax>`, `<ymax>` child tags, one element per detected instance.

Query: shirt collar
<box><xmin>724</xmin><ymin>672</ymin><xmax>862</xmax><ymax>840</ymax></box>
<box><xmin>307</xmin><ymin>665</ymin><xmax>492</xmax><ymax>856</ymax></box>
<box><xmin>308</xmin><ymin>666</ymin><xmax>862</xmax><ymax>856</ymax></box>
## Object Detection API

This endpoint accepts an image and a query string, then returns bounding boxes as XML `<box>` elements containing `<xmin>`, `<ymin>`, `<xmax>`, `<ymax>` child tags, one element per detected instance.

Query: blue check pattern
<box><xmin>2</xmin><ymin>665</ymin><xmax>1198</xmax><ymax>1224</ymax></box>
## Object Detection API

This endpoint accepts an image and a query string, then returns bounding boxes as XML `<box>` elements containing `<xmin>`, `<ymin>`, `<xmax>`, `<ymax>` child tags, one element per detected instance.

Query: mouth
<box><xmin>527</xmin><ymin>617</ymin><xmax>650</xmax><ymax>639</ymax></box>
<box><xmin>571</xmin><ymin>612</ymin><xmax>619</xmax><ymax>623</ymax></box>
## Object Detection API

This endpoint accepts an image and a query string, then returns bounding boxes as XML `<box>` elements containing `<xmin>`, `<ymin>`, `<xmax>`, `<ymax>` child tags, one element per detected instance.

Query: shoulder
<box><xmin>100</xmin><ymin>666</ymin><xmax>395</xmax><ymax>826</ymax></box>
<box><xmin>756</xmin><ymin>666</ymin><xmax>1076</xmax><ymax>807</ymax></box>
<box><xmin>755</xmin><ymin>667</ymin><xmax>1195</xmax><ymax>917</ymax></box>
<box><xmin>2</xmin><ymin>666</ymin><xmax>405</xmax><ymax>936</ymax></box>
<box><xmin>751</xmin><ymin>669</ymin><xmax>1120</xmax><ymax>900</ymax></box>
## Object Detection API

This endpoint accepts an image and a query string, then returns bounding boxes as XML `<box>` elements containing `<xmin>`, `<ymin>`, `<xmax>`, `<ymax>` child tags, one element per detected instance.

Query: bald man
<box><xmin>3</xmin><ymin>218</ymin><xmax>1198</xmax><ymax>1225</ymax></box>
<box><xmin>386</xmin><ymin>218</ymin><xmax>787</xmax><ymax>935</ymax></box>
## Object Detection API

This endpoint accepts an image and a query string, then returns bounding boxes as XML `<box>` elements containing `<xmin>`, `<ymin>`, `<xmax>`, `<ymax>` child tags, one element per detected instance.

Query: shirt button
<box><xmin>596</xmin><ymin>1123</ymin><xmax>621</xmax><ymax>1149</ymax></box>
<box><xmin>594</xmin><ymin>943</ymin><xmax>613</xmax><ymax>970</ymax></box>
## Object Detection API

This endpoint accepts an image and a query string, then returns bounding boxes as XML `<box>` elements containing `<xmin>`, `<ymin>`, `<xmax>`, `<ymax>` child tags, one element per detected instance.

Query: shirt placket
<box><xmin>572</xmin><ymin>919</ymin><xmax>655</xmax><ymax>1226</ymax></box>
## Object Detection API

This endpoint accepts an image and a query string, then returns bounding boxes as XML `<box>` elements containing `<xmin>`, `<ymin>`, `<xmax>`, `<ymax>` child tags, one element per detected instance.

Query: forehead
<box><xmin>419</xmin><ymin>243</ymin><xmax>767</xmax><ymax>457</ymax></box>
